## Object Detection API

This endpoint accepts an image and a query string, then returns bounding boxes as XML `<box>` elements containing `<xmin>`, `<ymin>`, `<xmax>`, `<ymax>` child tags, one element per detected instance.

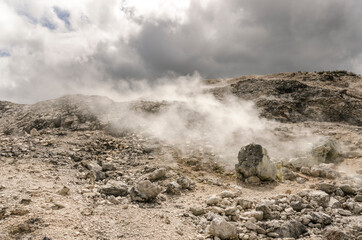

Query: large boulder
<box><xmin>235</xmin><ymin>144</ymin><xmax>277</xmax><ymax>181</ymax></box>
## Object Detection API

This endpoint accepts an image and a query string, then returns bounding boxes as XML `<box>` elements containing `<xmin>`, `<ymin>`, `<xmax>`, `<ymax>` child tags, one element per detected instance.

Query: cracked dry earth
<box><xmin>0</xmin><ymin>71</ymin><xmax>362</xmax><ymax>240</ymax></box>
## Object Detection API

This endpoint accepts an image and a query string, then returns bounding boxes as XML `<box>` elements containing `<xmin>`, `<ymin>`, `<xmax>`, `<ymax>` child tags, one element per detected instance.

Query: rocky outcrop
<box><xmin>228</xmin><ymin>72</ymin><xmax>362</xmax><ymax>126</ymax></box>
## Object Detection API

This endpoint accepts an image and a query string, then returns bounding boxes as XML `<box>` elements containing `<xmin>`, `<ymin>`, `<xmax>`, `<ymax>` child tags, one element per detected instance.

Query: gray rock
<box><xmin>130</xmin><ymin>180</ymin><xmax>161</xmax><ymax>202</ymax></box>
<box><xmin>245</xmin><ymin>176</ymin><xmax>261</xmax><ymax>184</ymax></box>
<box><xmin>237</xmin><ymin>199</ymin><xmax>253</xmax><ymax>209</ymax></box>
<box><xmin>177</xmin><ymin>176</ymin><xmax>194</xmax><ymax>189</ymax></box>
<box><xmin>244</xmin><ymin>221</ymin><xmax>265</xmax><ymax>234</ymax></box>
<box><xmin>99</xmin><ymin>180</ymin><xmax>128</xmax><ymax>197</ymax></box>
<box><xmin>276</xmin><ymin>220</ymin><xmax>306</xmax><ymax>239</ymax></box>
<box><xmin>339</xmin><ymin>184</ymin><xmax>356</xmax><ymax>195</ymax></box>
<box><xmin>300</xmin><ymin>166</ymin><xmax>311</xmax><ymax>175</ymax></box>
<box><xmin>148</xmin><ymin>168</ymin><xmax>167</xmax><ymax>181</ymax></box>
<box><xmin>290</xmin><ymin>201</ymin><xmax>303</xmax><ymax>212</ymax></box>
<box><xmin>355</xmin><ymin>195</ymin><xmax>362</xmax><ymax>202</ymax></box>
<box><xmin>241</xmin><ymin>210</ymin><xmax>263</xmax><ymax>221</ymax></box>
<box><xmin>310</xmin><ymin>212</ymin><xmax>332</xmax><ymax>226</ymax></box>
<box><xmin>282</xmin><ymin>167</ymin><xmax>297</xmax><ymax>181</ymax></box>
<box><xmin>311</xmin><ymin>139</ymin><xmax>341</xmax><ymax>164</ymax></box>
<box><xmin>220</xmin><ymin>190</ymin><xmax>238</xmax><ymax>199</ymax></box>
<box><xmin>324</xmin><ymin>228</ymin><xmax>350</xmax><ymax>240</ymax></box>
<box><xmin>30</xmin><ymin>128</ymin><xmax>39</xmax><ymax>136</ymax></box>
<box><xmin>206</xmin><ymin>195</ymin><xmax>222</xmax><ymax>206</ymax></box>
<box><xmin>296</xmin><ymin>177</ymin><xmax>307</xmax><ymax>184</ymax></box>
<box><xmin>224</xmin><ymin>207</ymin><xmax>237</xmax><ymax>216</ymax></box>
<box><xmin>337</xmin><ymin>209</ymin><xmax>352</xmax><ymax>216</ymax></box>
<box><xmin>209</xmin><ymin>217</ymin><xmax>237</xmax><ymax>240</ymax></box>
<box><xmin>190</xmin><ymin>206</ymin><xmax>206</xmax><ymax>216</ymax></box>
<box><xmin>235</xmin><ymin>144</ymin><xmax>277</xmax><ymax>181</ymax></box>
<box><xmin>166</xmin><ymin>181</ymin><xmax>181</xmax><ymax>195</ymax></box>
<box><xmin>57</xmin><ymin>186</ymin><xmax>70</xmax><ymax>196</ymax></box>
<box><xmin>102</xmin><ymin>163</ymin><xmax>116</xmax><ymax>171</ymax></box>
<box><xmin>256</xmin><ymin>204</ymin><xmax>273</xmax><ymax>220</ymax></box>
<box><xmin>308</xmin><ymin>190</ymin><xmax>330</xmax><ymax>208</ymax></box>
<box><xmin>328</xmin><ymin>197</ymin><xmax>341</xmax><ymax>209</ymax></box>
<box><xmin>317</xmin><ymin>183</ymin><xmax>337</xmax><ymax>194</ymax></box>
<box><xmin>85</xmin><ymin>162</ymin><xmax>105</xmax><ymax>181</ymax></box>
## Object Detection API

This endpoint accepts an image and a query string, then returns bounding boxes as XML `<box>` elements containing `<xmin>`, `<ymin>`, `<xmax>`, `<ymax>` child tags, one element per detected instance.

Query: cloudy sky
<box><xmin>0</xmin><ymin>0</ymin><xmax>361</xmax><ymax>103</ymax></box>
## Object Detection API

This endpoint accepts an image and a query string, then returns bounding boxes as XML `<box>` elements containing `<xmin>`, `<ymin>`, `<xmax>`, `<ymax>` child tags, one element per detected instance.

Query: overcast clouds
<box><xmin>0</xmin><ymin>0</ymin><xmax>361</xmax><ymax>103</ymax></box>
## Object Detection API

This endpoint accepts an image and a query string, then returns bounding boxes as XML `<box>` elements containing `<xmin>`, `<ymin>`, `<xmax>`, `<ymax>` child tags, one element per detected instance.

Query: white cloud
<box><xmin>0</xmin><ymin>0</ymin><xmax>361</xmax><ymax>103</ymax></box>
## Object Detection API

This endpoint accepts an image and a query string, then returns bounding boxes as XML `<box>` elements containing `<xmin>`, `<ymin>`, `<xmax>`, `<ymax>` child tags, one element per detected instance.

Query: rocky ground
<box><xmin>0</xmin><ymin>71</ymin><xmax>361</xmax><ymax>239</ymax></box>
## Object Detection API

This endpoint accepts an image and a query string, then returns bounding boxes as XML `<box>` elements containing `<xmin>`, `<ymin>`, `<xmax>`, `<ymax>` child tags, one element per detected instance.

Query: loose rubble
<box><xmin>0</xmin><ymin>71</ymin><xmax>361</xmax><ymax>239</ymax></box>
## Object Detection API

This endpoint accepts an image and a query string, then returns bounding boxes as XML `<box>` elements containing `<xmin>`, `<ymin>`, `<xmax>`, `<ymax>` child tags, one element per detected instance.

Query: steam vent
<box><xmin>1</xmin><ymin>70</ymin><xmax>362</xmax><ymax>239</ymax></box>
<box><xmin>1</xmin><ymin>71</ymin><xmax>362</xmax><ymax>239</ymax></box>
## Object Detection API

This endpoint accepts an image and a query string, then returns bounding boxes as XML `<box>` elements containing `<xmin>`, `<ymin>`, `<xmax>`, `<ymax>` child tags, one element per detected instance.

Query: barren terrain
<box><xmin>0</xmin><ymin>71</ymin><xmax>361</xmax><ymax>240</ymax></box>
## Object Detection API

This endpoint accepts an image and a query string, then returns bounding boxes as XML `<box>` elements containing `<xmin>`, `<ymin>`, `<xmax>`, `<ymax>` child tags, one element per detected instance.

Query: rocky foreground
<box><xmin>0</xmin><ymin>71</ymin><xmax>361</xmax><ymax>239</ymax></box>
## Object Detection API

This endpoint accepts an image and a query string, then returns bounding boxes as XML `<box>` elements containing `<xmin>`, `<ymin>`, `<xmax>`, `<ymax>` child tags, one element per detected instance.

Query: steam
<box><xmin>100</xmin><ymin>73</ymin><xmax>321</xmax><ymax>168</ymax></box>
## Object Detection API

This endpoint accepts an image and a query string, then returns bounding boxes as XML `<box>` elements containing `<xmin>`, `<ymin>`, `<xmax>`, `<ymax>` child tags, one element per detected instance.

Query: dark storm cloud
<box><xmin>82</xmin><ymin>0</ymin><xmax>362</xmax><ymax>82</ymax></box>
<box><xmin>117</xmin><ymin>0</ymin><xmax>362</xmax><ymax>79</ymax></box>
<box><xmin>1</xmin><ymin>0</ymin><xmax>361</xmax><ymax>103</ymax></box>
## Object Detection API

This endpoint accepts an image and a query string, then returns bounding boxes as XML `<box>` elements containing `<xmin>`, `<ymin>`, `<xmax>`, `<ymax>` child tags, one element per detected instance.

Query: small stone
<box><xmin>282</xmin><ymin>167</ymin><xmax>297</xmax><ymax>181</ymax></box>
<box><xmin>220</xmin><ymin>190</ymin><xmax>238</xmax><ymax>198</ymax></box>
<box><xmin>290</xmin><ymin>201</ymin><xmax>303</xmax><ymax>212</ymax></box>
<box><xmin>337</xmin><ymin>209</ymin><xmax>352</xmax><ymax>216</ymax></box>
<box><xmin>328</xmin><ymin>197</ymin><xmax>341</xmax><ymax>209</ymax></box>
<box><xmin>209</xmin><ymin>217</ymin><xmax>237</xmax><ymax>239</ymax></box>
<box><xmin>166</xmin><ymin>181</ymin><xmax>181</xmax><ymax>195</ymax></box>
<box><xmin>241</xmin><ymin>210</ymin><xmax>263</xmax><ymax>221</ymax></box>
<box><xmin>206</xmin><ymin>195</ymin><xmax>222</xmax><ymax>206</ymax></box>
<box><xmin>99</xmin><ymin>180</ymin><xmax>128</xmax><ymax>197</ymax></box>
<box><xmin>148</xmin><ymin>168</ymin><xmax>167</xmax><ymax>181</ymax></box>
<box><xmin>245</xmin><ymin>176</ymin><xmax>261</xmax><ymax>184</ymax></box>
<box><xmin>108</xmin><ymin>196</ymin><xmax>120</xmax><ymax>204</ymax></box>
<box><xmin>177</xmin><ymin>176</ymin><xmax>194</xmax><ymax>189</ymax></box>
<box><xmin>237</xmin><ymin>199</ymin><xmax>253</xmax><ymax>209</ymax></box>
<box><xmin>317</xmin><ymin>183</ymin><xmax>336</xmax><ymax>194</ymax></box>
<box><xmin>255</xmin><ymin>204</ymin><xmax>273</xmax><ymax>220</ymax></box>
<box><xmin>20</xmin><ymin>199</ymin><xmax>31</xmax><ymax>205</ymax></box>
<box><xmin>310</xmin><ymin>212</ymin><xmax>332</xmax><ymax>225</ymax></box>
<box><xmin>300</xmin><ymin>167</ymin><xmax>311</xmax><ymax>175</ymax></box>
<box><xmin>296</xmin><ymin>177</ymin><xmax>307</xmax><ymax>184</ymax></box>
<box><xmin>244</xmin><ymin>221</ymin><xmax>265</xmax><ymax>234</ymax></box>
<box><xmin>190</xmin><ymin>206</ymin><xmax>206</xmax><ymax>216</ymax></box>
<box><xmin>267</xmin><ymin>232</ymin><xmax>279</xmax><ymax>238</ymax></box>
<box><xmin>324</xmin><ymin>228</ymin><xmax>350</xmax><ymax>240</ymax></box>
<box><xmin>224</xmin><ymin>207</ymin><xmax>237</xmax><ymax>216</ymax></box>
<box><xmin>57</xmin><ymin>186</ymin><xmax>70</xmax><ymax>196</ymax></box>
<box><xmin>339</xmin><ymin>184</ymin><xmax>356</xmax><ymax>195</ymax></box>
<box><xmin>276</xmin><ymin>220</ymin><xmax>306</xmax><ymax>239</ymax></box>
<box><xmin>130</xmin><ymin>180</ymin><xmax>161</xmax><ymax>202</ymax></box>
<box><xmin>102</xmin><ymin>163</ymin><xmax>116</xmax><ymax>171</ymax></box>
<box><xmin>30</xmin><ymin>128</ymin><xmax>39</xmax><ymax>136</ymax></box>
<box><xmin>52</xmin><ymin>201</ymin><xmax>65</xmax><ymax>210</ymax></box>
<box><xmin>355</xmin><ymin>195</ymin><xmax>362</xmax><ymax>202</ymax></box>
<box><xmin>308</xmin><ymin>190</ymin><xmax>330</xmax><ymax>207</ymax></box>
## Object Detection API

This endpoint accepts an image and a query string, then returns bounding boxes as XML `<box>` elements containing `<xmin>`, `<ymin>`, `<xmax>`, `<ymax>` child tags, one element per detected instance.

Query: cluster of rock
<box><xmin>187</xmin><ymin>185</ymin><xmax>361</xmax><ymax>239</ymax></box>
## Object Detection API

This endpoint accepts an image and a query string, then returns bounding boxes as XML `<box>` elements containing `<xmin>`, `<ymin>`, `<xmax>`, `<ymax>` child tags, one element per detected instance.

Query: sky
<box><xmin>0</xmin><ymin>0</ymin><xmax>361</xmax><ymax>103</ymax></box>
